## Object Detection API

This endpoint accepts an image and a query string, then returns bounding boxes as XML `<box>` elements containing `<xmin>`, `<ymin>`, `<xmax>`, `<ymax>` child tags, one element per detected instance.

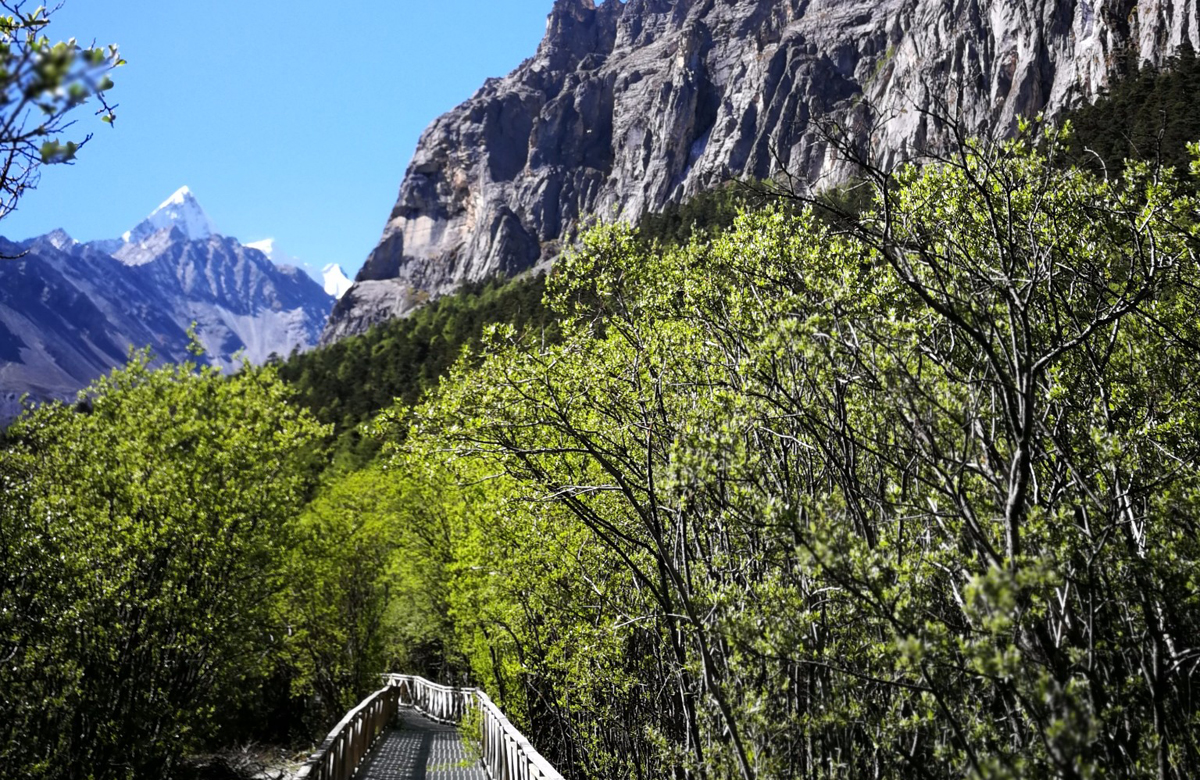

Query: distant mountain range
<box><xmin>0</xmin><ymin>187</ymin><xmax>337</xmax><ymax>421</ymax></box>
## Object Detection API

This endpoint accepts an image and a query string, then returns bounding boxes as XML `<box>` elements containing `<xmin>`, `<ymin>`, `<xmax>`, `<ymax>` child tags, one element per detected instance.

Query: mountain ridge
<box><xmin>0</xmin><ymin>189</ymin><xmax>334</xmax><ymax>421</ymax></box>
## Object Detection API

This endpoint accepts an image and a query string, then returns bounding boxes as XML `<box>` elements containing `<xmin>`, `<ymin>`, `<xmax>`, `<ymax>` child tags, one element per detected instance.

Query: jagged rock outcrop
<box><xmin>324</xmin><ymin>0</ymin><xmax>1200</xmax><ymax>342</ymax></box>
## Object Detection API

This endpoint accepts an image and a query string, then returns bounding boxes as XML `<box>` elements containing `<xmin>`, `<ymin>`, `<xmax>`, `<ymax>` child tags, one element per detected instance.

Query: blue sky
<box><xmin>0</xmin><ymin>0</ymin><xmax>556</xmax><ymax>279</ymax></box>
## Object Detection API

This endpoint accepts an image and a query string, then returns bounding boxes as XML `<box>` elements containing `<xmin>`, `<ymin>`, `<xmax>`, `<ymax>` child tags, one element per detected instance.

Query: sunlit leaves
<box><xmin>0</xmin><ymin>2</ymin><xmax>123</xmax><ymax>219</ymax></box>
<box><xmin>390</xmin><ymin>140</ymin><xmax>1200</xmax><ymax>778</ymax></box>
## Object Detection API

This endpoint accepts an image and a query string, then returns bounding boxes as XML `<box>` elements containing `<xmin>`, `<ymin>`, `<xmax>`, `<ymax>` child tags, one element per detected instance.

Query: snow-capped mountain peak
<box><xmin>249</xmin><ymin>239</ymin><xmax>350</xmax><ymax>299</ymax></box>
<box><xmin>322</xmin><ymin>264</ymin><xmax>353</xmax><ymax>299</ymax></box>
<box><xmin>246</xmin><ymin>238</ymin><xmax>289</xmax><ymax>263</ymax></box>
<box><xmin>123</xmin><ymin>185</ymin><xmax>219</xmax><ymax>245</ymax></box>
<box><xmin>157</xmin><ymin>185</ymin><xmax>194</xmax><ymax>209</ymax></box>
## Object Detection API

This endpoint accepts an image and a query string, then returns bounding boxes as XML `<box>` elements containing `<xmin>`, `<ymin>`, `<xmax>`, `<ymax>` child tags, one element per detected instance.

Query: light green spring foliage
<box><xmin>280</xmin><ymin>449</ymin><xmax>510</xmax><ymax>729</ymax></box>
<box><xmin>387</xmin><ymin>136</ymin><xmax>1200</xmax><ymax>779</ymax></box>
<box><xmin>282</xmin><ymin>467</ymin><xmax>407</xmax><ymax>725</ymax></box>
<box><xmin>0</xmin><ymin>352</ymin><xmax>325</xmax><ymax>780</ymax></box>
<box><xmin>281</xmin><ymin>463</ymin><xmax>478</xmax><ymax>726</ymax></box>
<box><xmin>0</xmin><ymin>2</ymin><xmax>123</xmax><ymax>218</ymax></box>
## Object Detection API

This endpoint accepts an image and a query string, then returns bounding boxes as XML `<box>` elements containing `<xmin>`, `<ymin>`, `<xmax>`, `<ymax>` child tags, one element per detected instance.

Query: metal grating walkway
<box><xmin>356</xmin><ymin>708</ymin><xmax>487</xmax><ymax>780</ymax></box>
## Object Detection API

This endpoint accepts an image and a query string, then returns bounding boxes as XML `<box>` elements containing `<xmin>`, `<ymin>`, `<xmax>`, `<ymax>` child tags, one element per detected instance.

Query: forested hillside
<box><xmin>276</xmin><ymin>274</ymin><xmax>554</xmax><ymax>464</ymax></box>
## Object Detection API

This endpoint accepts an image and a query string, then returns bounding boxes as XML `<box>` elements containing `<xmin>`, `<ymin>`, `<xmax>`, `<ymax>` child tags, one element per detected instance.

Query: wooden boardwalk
<box><xmin>296</xmin><ymin>674</ymin><xmax>562</xmax><ymax>780</ymax></box>
<box><xmin>355</xmin><ymin>709</ymin><xmax>486</xmax><ymax>780</ymax></box>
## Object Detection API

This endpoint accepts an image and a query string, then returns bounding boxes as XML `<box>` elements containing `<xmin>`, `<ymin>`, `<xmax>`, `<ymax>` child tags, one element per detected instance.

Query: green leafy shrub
<box><xmin>0</xmin><ymin>354</ymin><xmax>326</xmax><ymax>779</ymax></box>
<box><xmin>388</xmin><ymin>136</ymin><xmax>1200</xmax><ymax>779</ymax></box>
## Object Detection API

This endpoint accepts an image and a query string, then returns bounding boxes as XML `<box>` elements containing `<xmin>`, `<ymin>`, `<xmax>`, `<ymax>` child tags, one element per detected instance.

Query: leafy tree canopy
<box><xmin>0</xmin><ymin>1</ymin><xmax>123</xmax><ymax>219</ymax></box>
<box><xmin>0</xmin><ymin>353</ymin><xmax>325</xmax><ymax>780</ymax></box>
<box><xmin>382</xmin><ymin>133</ymin><xmax>1200</xmax><ymax>779</ymax></box>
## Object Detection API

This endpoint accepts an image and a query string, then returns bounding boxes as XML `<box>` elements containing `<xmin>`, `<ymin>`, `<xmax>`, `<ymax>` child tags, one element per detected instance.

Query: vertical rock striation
<box><xmin>324</xmin><ymin>0</ymin><xmax>1200</xmax><ymax>342</ymax></box>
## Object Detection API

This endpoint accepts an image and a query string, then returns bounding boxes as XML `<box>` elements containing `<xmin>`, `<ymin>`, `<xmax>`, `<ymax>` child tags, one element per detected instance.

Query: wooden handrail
<box><xmin>295</xmin><ymin>684</ymin><xmax>400</xmax><ymax>780</ymax></box>
<box><xmin>294</xmin><ymin>673</ymin><xmax>564</xmax><ymax>780</ymax></box>
<box><xmin>385</xmin><ymin>673</ymin><xmax>565</xmax><ymax>780</ymax></box>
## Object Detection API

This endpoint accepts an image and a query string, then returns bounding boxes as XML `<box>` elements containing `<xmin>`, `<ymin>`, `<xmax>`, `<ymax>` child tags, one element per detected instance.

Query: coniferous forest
<box><xmin>4</xmin><ymin>43</ymin><xmax>1200</xmax><ymax>780</ymax></box>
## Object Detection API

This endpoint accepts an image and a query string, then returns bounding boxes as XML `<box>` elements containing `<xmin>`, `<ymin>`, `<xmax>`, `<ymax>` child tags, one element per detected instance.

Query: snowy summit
<box><xmin>246</xmin><ymin>238</ymin><xmax>294</xmax><ymax>265</ymax></box>
<box><xmin>123</xmin><ymin>186</ymin><xmax>219</xmax><ymax>245</ymax></box>
<box><xmin>249</xmin><ymin>239</ymin><xmax>352</xmax><ymax>299</ymax></box>
<box><xmin>322</xmin><ymin>264</ymin><xmax>353</xmax><ymax>299</ymax></box>
<box><xmin>43</xmin><ymin>228</ymin><xmax>78</xmax><ymax>251</ymax></box>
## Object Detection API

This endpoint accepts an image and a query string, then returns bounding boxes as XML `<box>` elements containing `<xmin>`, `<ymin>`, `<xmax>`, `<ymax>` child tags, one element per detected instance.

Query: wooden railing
<box><xmin>385</xmin><ymin>673</ymin><xmax>475</xmax><ymax>723</ymax></box>
<box><xmin>296</xmin><ymin>674</ymin><xmax>564</xmax><ymax>780</ymax></box>
<box><xmin>295</xmin><ymin>683</ymin><xmax>399</xmax><ymax>780</ymax></box>
<box><xmin>386</xmin><ymin>674</ymin><xmax>565</xmax><ymax>780</ymax></box>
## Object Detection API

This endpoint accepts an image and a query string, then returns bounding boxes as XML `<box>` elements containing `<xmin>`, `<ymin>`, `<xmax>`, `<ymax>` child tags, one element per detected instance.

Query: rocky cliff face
<box><xmin>324</xmin><ymin>0</ymin><xmax>1200</xmax><ymax>342</ymax></box>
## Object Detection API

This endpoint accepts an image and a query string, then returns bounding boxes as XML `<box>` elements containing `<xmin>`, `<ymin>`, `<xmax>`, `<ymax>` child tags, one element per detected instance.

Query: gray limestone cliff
<box><xmin>323</xmin><ymin>0</ymin><xmax>1200</xmax><ymax>342</ymax></box>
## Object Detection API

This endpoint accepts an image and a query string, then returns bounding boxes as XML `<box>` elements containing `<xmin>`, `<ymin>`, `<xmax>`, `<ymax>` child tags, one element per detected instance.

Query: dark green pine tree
<box><xmin>277</xmin><ymin>273</ymin><xmax>556</xmax><ymax>465</ymax></box>
<box><xmin>1067</xmin><ymin>42</ymin><xmax>1200</xmax><ymax>180</ymax></box>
